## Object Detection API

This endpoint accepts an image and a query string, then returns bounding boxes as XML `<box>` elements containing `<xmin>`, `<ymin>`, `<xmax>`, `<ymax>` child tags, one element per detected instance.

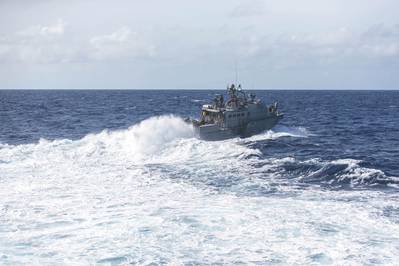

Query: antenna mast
<box><xmin>234</xmin><ymin>60</ymin><xmax>238</xmax><ymax>85</ymax></box>
<box><xmin>234</xmin><ymin>59</ymin><xmax>238</xmax><ymax>84</ymax></box>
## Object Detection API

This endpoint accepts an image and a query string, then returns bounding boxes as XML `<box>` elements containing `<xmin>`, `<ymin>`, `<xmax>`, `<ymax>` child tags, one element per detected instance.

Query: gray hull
<box><xmin>194</xmin><ymin>115</ymin><xmax>282</xmax><ymax>141</ymax></box>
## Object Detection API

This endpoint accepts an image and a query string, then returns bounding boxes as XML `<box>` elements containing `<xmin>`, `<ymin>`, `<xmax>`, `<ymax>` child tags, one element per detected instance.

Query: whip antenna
<box><xmin>234</xmin><ymin>60</ymin><xmax>238</xmax><ymax>85</ymax></box>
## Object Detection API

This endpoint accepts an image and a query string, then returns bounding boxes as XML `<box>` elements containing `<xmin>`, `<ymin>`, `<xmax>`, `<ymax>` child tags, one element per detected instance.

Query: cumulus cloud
<box><xmin>229</xmin><ymin>0</ymin><xmax>265</xmax><ymax>17</ymax></box>
<box><xmin>40</xmin><ymin>19</ymin><xmax>66</xmax><ymax>35</ymax></box>
<box><xmin>89</xmin><ymin>27</ymin><xmax>156</xmax><ymax>60</ymax></box>
<box><xmin>1</xmin><ymin>20</ymin><xmax>398</xmax><ymax>68</ymax></box>
<box><xmin>0</xmin><ymin>22</ymin><xmax>156</xmax><ymax>63</ymax></box>
<box><xmin>358</xmin><ymin>24</ymin><xmax>399</xmax><ymax>57</ymax></box>
<box><xmin>1</xmin><ymin>0</ymin><xmax>399</xmax><ymax>88</ymax></box>
<box><xmin>224</xmin><ymin>24</ymin><xmax>399</xmax><ymax>70</ymax></box>
<box><xmin>17</xmin><ymin>19</ymin><xmax>66</xmax><ymax>37</ymax></box>
<box><xmin>0</xmin><ymin>20</ymin><xmax>71</xmax><ymax>63</ymax></box>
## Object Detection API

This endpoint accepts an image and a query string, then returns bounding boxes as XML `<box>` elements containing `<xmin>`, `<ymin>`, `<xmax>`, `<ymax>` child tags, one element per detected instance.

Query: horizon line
<box><xmin>1</xmin><ymin>88</ymin><xmax>399</xmax><ymax>91</ymax></box>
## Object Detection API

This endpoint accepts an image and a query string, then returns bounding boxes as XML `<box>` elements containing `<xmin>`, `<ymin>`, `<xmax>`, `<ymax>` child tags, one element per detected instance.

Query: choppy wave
<box><xmin>0</xmin><ymin>115</ymin><xmax>193</xmax><ymax>165</ymax></box>
<box><xmin>243</xmin><ymin>125</ymin><xmax>312</xmax><ymax>142</ymax></box>
<box><xmin>0</xmin><ymin>115</ymin><xmax>397</xmax><ymax>189</ymax></box>
<box><xmin>273</xmin><ymin>157</ymin><xmax>399</xmax><ymax>188</ymax></box>
<box><xmin>1</xmin><ymin>116</ymin><xmax>399</xmax><ymax>265</ymax></box>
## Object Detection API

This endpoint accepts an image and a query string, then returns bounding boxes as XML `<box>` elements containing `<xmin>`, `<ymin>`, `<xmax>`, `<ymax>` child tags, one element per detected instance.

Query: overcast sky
<box><xmin>0</xmin><ymin>0</ymin><xmax>398</xmax><ymax>89</ymax></box>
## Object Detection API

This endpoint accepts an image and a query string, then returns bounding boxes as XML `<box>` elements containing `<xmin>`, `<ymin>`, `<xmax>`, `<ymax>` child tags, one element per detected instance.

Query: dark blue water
<box><xmin>1</xmin><ymin>90</ymin><xmax>399</xmax><ymax>264</ymax></box>
<box><xmin>1</xmin><ymin>90</ymin><xmax>398</xmax><ymax>185</ymax></box>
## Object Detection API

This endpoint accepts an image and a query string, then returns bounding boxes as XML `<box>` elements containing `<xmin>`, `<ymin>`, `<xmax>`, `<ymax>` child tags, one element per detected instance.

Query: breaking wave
<box><xmin>0</xmin><ymin>115</ymin><xmax>194</xmax><ymax>165</ymax></box>
<box><xmin>242</xmin><ymin>125</ymin><xmax>312</xmax><ymax>142</ymax></box>
<box><xmin>1</xmin><ymin>115</ymin><xmax>397</xmax><ymax>191</ymax></box>
<box><xmin>274</xmin><ymin>157</ymin><xmax>399</xmax><ymax>189</ymax></box>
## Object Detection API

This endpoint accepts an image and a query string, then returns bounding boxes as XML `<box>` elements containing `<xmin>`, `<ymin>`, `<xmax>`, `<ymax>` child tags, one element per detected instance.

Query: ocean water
<box><xmin>0</xmin><ymin>90</ymin><xmax>398</xmax><ymax>265</ymax></box>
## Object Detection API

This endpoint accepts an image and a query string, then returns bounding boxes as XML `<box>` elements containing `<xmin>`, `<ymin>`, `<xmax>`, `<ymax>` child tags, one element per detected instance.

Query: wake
<box><xmin>0</xmin><ymin>116</ymin><xmax>308</xmax><ymax>165</ymax></box>
<box><xmin>1</xmin><ymin>115</ymin><xmax>396</xmax><ymax>189</ymax></box>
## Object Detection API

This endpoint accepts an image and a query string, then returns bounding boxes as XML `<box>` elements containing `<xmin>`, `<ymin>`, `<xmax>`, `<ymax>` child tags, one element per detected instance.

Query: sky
<box><xmin>0</xmin><ymin>0</ymin><xmax>398</xmax><ymax>89</ymax></box>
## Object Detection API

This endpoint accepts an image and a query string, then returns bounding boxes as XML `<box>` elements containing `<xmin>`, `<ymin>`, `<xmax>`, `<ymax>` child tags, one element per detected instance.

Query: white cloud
<box><xmin>40</xmin><ymin>19</ymin><xmax>66</xmax><ymax>35</ymax></box>
<box><xmin>229</xmin><ymin>0</ymin><xmax>265</xmax><ymax>17</ymax></box>
<box><xmin>0</xmin><ymin>23</ymin><xmax>156</xmax><ymax>63</ymax></box>
<box><xmin>2</xmin><ymin>21</ymin><xmax>398</xmax><ymax>67</ymax></box>
<box><xmin>0</xmin><ymin>20</ymin><xmax>70</xmax><ymax>63</ymax></box>
<box><xmin>292</xmin><ymin>27</ymin><xmax>353</xmax><ymax>46</ymax></box>
<box><xmin>89</xmin><ymin>27</ymin><xmax>156</xmax><ymax>60</ymax></box>
<box><xmin>1</xmin><ymin>0</ymin><xmax>399</xmax><ymax>88</ymax></box>
<box><xmin>91</xmin><ymin>27</ymin><xmax>131</xmax><ymax>43</ymax></box>
<box><xmin>223</xmin><ymin>24</ymin><xmax>399</xmax><ymax>70</ymax></box>
<box><xmin>17</xmin><ymin>19</ymin><xmax>66</xmax><ymax>37</ymax></box>
<box><xmin>358</xmin><ymin>24</ymin><xmax>399</xmax><ymax>57</ymax></box>
<box><xmin>360</xmin><ymin>43</ymin><xmax>399</xmax><ymax>57</ymax></box>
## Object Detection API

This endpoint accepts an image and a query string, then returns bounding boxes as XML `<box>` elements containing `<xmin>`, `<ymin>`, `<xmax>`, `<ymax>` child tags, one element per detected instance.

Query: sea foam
<box><xmin>1</xmin><ymin>116</ymin><xmax>399</xmax><ymax>265</ymax></box>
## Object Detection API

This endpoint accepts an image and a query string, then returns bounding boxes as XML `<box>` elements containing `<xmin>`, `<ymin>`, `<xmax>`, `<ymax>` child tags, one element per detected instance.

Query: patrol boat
<box><xmin>187</xmin><ymin>84</ymin><xmax>283</xmax><ymax>141</ymax></box>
